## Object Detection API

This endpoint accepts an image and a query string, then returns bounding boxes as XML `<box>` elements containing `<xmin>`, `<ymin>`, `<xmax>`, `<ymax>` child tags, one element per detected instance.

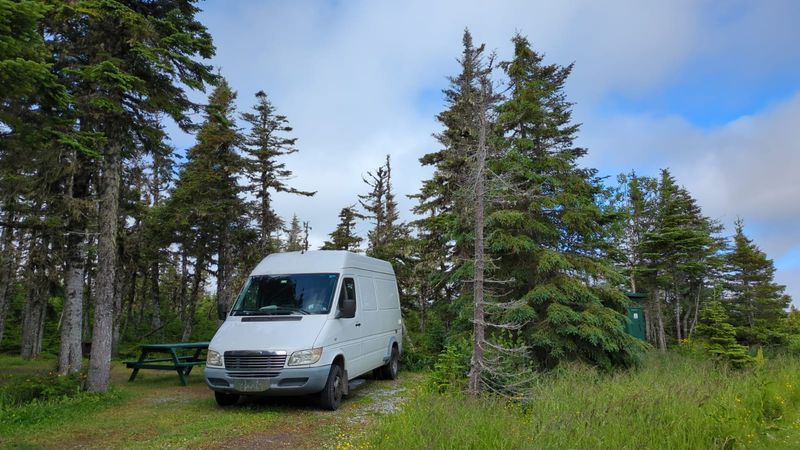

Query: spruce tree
<box><xmin>166</xmin><ymin>78</ymin><xmax>247</xmax><ymax>340</ymax></box>
<box><xmin>696</xmin><ymin>300</ymin><xmax>751</xmax><ymax>368</ymax></box>
<box><xmin>285</xmin><ymin>214</ymin><xmax>303</xmax><ymax>251</ymax></box>
<box><xmin>724</xmin><ymin>219</ymin><xmax>790</xmax><ymax>345</ymax></box>
<box><xmin>322</xmin><ymin>206</ymin><xmax>363</xmax><ymax>252</ymax></box>
<box><xmin>43</xmin><ymin>0</ymin><xmax>216</xmax><ymax>392</ymax></box>
<box><xmin>490</xmin><ymin>34</ymin><xmax>645</xmax><ymax>370</ymax></box>
<box><xmin>640</xmin><ymin>169</ymin><xmax>723</xmax><ymax>349</ymax></box>
<box><xmin>412</xmin><ymin>29</ymin><xmax>484</xmax><ymax>284</ymax></box>
<box><xmin>615</xmin><ymin>172</ymin><xmax>659</xmax><ymax>293</ymax></box>
<box><xmin>241</xmin><ymin>90</ymin><xmax>315</xmax><ymax>254</ymax></box>
<box><xmin>359</xmin><ymin>155</ymin><xmax>403</xmax><ymax>260</ymax></box>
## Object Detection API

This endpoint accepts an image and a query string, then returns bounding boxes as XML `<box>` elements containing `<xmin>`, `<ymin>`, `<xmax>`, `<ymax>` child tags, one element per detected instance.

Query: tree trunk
<box><xmin>181</xmin><ymin>256</ymin><xmax>204</xmax><ymax>342</ymax></box>
<box><xmin>654</xmin><ymin>288</ymin><xmax>667</xmax><ymax>351</ymax></box>
<box><xmin>177</xmin><ymin>251</ymin><xmax>188</xmax><ymax>322</ymax></box>
<box><xmin>83</xmin><ymin>259</ymin><xmax>92</xmax><ymax>344</ymax></box>
<box><xmin>111</xmin><ymin>262</ymin><xmax>124</xmax><ymax>356</ymax></box>
<box><xmin>467</xmin><ymin>92</ymin><xmax>489</xmax><ymax>396</ymax></box>
<box><xmin>59</xmin><ymin>231</ymin><xmax>86</xmax><ymax>374</ymax></box>
<box><xmin>216</xmin><ymin>230</ymin><xmax>232</xmax><ymax>326</ymax></box>
<box><xmin>0</xmin><ymin>218</ymin><xmax>17</xmax><ymax>348</ymax></box>
<box><xmin>87</xmin><ymin>142</ymin><xmax>122</xmax><ymax>392</ymax></box>
<box><xmin>59</xmin><ymin>155</ymin><xmax>91</xmax><ymax>375</ymax></box>
<box><xmin>689</xmin><ymin>287</ymin><xmax>701</xmax><ymax>338</ymax></box>
<box><xmin>674</xmin><ymin>289</ymin><xmax>682</xmax><ymax>341</ymax></box>
<box><xmin>21</xmin><ymin>234</ymin><xmax>48</xmax><ymax>359</ymax></box>
<box><xmin>150</xmin><ymin>260</ymin><xmax>162</xmax><ymax>331</ymax></box>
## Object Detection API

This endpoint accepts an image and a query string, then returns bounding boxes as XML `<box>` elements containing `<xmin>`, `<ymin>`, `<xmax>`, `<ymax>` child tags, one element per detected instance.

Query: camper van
<box><xmin>204</xmin><ymin>250</ymin><xmax>403</xmax><ymax>410</ymax></box>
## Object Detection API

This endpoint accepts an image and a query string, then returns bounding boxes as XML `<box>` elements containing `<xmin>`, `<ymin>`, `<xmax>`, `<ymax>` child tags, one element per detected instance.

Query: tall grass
<box><xmin>365</xmin><ymin>352</ymin><xmax>800</xmax><ymax>449</ymax></box>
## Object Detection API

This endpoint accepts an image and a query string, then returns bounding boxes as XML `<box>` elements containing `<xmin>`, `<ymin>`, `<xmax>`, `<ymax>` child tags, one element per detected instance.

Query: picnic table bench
<box><xmin>125</xmin><ymin>342</ymin><xmax>209</xmax><ymax>386</ymax></box>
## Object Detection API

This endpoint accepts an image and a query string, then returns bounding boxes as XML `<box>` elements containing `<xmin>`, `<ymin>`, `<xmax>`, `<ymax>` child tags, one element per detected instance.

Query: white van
<box><xmin>204</xmin><ymin>250</ymin><xmax>403</xmax><ymax>410</ymax></box>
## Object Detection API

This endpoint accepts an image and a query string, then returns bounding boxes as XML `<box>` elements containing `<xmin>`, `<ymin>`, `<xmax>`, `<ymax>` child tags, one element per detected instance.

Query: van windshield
<box><xmin>230</xmin><ymin>273</ymin><xmax>339</xmax><ymax>316</ymax></box>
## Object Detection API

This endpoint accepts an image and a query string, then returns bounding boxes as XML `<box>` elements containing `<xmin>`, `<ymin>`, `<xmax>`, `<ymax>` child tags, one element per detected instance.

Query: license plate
<box><xmin>233</xmin><ymin>378</ymin><xmax>270</xmax><ymax>392</ymax></box>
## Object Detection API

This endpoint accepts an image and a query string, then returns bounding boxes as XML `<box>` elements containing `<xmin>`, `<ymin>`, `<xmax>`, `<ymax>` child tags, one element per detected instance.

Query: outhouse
<box><xmin>624</xmin><ymin>292</ymin><xmax>646</xmax><ymax>340</ymax></box>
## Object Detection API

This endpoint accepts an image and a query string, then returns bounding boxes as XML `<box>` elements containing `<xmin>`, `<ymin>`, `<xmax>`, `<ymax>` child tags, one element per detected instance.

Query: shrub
<box><xmin>696</xmin><ymin>300</ymin><xmax>752</xmax><ymax>368</ymax></box>
<box><xmin>428</xmin><ymin>340</ymin><xmax>470</xmax><ymax>393</ymax></box>
<box><xmin>0</xmin><ymin>372</ymin><xmax>84</xmax><ymax>406</ymax></box>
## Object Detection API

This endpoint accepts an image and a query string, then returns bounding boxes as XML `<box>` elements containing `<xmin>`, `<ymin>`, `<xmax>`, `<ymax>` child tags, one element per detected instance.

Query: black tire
<box><xmin>379</xmin><ymin>347</ymin><xmax>400</xmax><ymax>380</ymax></box>
<box><xmin>319</xmin><ymin>364</ymin><xmax>345</xmax><ymax>411</ymax></box>
<box><xmin>215</xmin><ymin>391</ymin><xmax>240</xmax><ymax>407</ymax></box>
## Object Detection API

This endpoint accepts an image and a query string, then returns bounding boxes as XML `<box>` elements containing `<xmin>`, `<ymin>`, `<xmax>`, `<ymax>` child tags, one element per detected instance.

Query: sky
<box><xmin>166</xmin><ymin>0</ymin><xmax>800</xmax><ymax>305</ymax></box>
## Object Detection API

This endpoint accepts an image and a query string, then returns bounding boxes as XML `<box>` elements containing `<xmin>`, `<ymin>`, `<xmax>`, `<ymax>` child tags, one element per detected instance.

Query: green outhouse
<box><xmin>624</xmin><ymin>292</ymin><xmax>646</xmax><ymax>340</ymax></box>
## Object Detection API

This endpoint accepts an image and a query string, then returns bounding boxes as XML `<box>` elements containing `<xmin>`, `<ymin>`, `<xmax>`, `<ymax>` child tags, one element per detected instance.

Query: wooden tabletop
<box><xmin>139</xmin><ymin>342</ymin><xmax>210</xmax><ymax>350</ymax></box>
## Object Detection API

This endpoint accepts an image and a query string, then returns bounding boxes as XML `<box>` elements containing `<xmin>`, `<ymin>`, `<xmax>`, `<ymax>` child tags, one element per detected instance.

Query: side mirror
<box><xmin>339</xmin><ymin>298</ymin><xmax>356</xmax><ymax>319</ymax></box>
<box><xmin>217</xmin><ymin>303</ymin><xmax>228</xmax><ymax>321</ymax></box>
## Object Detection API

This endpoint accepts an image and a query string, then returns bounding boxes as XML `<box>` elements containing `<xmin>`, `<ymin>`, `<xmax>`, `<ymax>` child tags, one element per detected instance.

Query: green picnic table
<box><xmin>125</xmin><ymin>342</ymin><xmax>209</xmax><ymax>386</ymax></box>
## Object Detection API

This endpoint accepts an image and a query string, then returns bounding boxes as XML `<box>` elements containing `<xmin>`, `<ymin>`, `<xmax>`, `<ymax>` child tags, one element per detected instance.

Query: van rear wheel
<box><xmin>319</xmin><ymin>364</ymin><xmax>344</xmax><ymax>410</ymax></box>
<box><xmin>378</xmin><ymin>347</ymin><xmax>399</xmax><ymax>380</ymax></box>
<box><xmin>215</xmin><ymin>392</ymin><xmax>239</xmax><ymax>406</ymax></box>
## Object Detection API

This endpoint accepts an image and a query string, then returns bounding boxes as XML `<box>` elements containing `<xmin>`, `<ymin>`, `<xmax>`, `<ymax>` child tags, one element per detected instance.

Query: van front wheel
<box><xmin>319</xmin><ymin>364</ymin><xmax>344</xmax><ymax>410</ymax></box>
<box><xmin>378</xmin><ymin>347</ymin><xmax>399</xmax><ymax>380</ymax></box>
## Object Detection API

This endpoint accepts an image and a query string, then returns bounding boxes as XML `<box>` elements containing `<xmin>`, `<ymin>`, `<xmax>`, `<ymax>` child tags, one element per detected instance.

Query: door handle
<box><xmin>355</xmin><ymin>323</ymin><xmax>361</xmax><ymax>327</ymax></box>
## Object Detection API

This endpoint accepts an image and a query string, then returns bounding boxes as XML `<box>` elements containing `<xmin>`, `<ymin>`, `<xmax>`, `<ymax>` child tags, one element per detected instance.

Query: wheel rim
<box><xmin>391</xmin><ymin>354</ymin><xmax>398</xmax><ymax>376</ymax></box>
<box><xmin>333</xmin><ymin>373</ymin><xmax>343</xmax><ymax>403</ymax></box>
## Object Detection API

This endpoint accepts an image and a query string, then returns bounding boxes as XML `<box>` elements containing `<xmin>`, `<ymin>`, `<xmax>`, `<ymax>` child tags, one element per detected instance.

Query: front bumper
<box><xmin>204</xmin><ymin>365</ymin><xmax>330</xmax><ymax>396</ymax></box>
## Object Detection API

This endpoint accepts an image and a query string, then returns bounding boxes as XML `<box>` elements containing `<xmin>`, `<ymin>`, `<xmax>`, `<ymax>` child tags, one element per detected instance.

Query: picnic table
<box><xmin>125</xmin><ymin>342</ymin><xmax>209</xmax><ymax>386</ymax></box>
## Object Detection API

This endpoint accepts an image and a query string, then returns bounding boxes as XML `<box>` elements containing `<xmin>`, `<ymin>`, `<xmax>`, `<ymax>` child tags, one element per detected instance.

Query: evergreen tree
<box><xmin>640</xmin><ymin>169</ymin><xmax>723</xmax><ymax>349</ymax></box>
<box><xmin>696</xmin><ymin>300</ymin><xmax>751</xmax><ymax>368</ymax></box>
<box><xmin>44</xmin><ymin>0</ymin><xmax>216</xmax><ymax>392</ymax></box>
<box><xmin>285</xmin><ymin>214</ymin><xmax>303</xmax><ymax>251</ymax></box>
<box><xmin>615</xmin><ymin>172</ymin><xmax>659</xmax><ymax>293</ymax></box>
<box><xmin>724</xmin><ymin>219</ymin><xmax>791</xmax><ymax>345</ymax></box>
<box><xmin>322</xmin><ymin>206</ymin><xmax>363</xmax><ymax>252</ymax></box>
<box><xmin>241</xmin><ymin>90</ymin><xmax>315</xmax><ymax>254</ymax></box>
<box><xmin>166</xmin><ymin>78</ymin><xmax>247</xmax><ymax>341</ymax></box>
<box><xmin>302</xmin><ymin>221</ymin><xmax>311</xmax><ymax>252</ymax></box>
<box><xmin>412</xmin><ymin>29</ymin><xmax>484</xmax><ymax>285</ymax></box>
<box><xmin>359</xmin><ymin>155</ymin><xmax>403</xmax><ymax>259</ymax></box>
<box><xmin>489</xmin><ymin>34</ymin><xmax>645</xmax><ymax>370</ymax></box>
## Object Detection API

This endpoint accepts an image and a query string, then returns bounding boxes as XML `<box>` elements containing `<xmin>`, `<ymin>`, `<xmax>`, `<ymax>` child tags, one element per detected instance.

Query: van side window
<box><xmin>338</xmin><ymin>278</ymin><xmax>356</xmax><ymax>316</ymax></box>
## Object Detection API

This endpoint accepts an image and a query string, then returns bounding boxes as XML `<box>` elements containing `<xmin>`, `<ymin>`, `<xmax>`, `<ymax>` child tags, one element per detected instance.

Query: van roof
<box><xmin>251</xmin><ymin>250</ymin><xmax>395</xmax><ymax>276</ymax></box>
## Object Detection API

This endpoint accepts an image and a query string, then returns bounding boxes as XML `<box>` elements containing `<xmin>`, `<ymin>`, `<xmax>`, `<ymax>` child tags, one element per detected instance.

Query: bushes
<box><xmin>0</xmin><ymin>371</ymin><xmax>84</xmax><ymax>406</ymax></box>
<box><xmin>697</xmin><ymin>300</ymin><xmax>753</xmax><ymax>368</ymax></box>
<box><xmin>428</xmin><ymin>340</ymin><xmax>470</xmax><ymax>393</ymax></box>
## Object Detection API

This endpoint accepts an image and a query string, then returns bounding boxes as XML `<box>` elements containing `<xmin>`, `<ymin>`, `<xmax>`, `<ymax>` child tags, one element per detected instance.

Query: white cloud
<box><xmin>180</xmin><ymin>1</ymin><xmax>800</xmax><ymax>303</ymax></box>
<box><xmin>581</xmin><ymin>93</ymin><xmax>800</xmax><ymax>304</ymax></box>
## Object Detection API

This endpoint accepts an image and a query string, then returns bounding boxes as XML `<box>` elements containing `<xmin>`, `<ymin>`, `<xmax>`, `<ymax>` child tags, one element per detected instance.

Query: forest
<box><xmin>2</xmin><ymin>0</ymin><xmax>800</xmax><ymax>448</ymax></box>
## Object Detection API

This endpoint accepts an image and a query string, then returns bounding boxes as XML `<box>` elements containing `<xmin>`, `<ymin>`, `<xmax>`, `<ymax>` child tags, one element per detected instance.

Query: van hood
<box><xmin>209</xmin><ymin>315</ymin><xmax>328</xmax><ymax>353</ymax></box>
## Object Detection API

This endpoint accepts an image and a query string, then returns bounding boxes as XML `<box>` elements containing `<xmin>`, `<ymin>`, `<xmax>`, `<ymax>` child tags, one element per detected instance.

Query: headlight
<box><xmin>207</xmin><ymin>350</ymin><xmax>223</xmax><ymax>367</ymax></box>
<box><xmin>288</xmin><ymin>348</ymin><xmax>323</xmax><ymax>366</ymax></box>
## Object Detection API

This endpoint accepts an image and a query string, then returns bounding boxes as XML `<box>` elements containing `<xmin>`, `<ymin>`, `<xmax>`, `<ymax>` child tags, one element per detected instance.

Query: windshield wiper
<box><xmin>257</xmin><ymin>305</ymin><xmax>309</xmax><ymax>315</ymax></box>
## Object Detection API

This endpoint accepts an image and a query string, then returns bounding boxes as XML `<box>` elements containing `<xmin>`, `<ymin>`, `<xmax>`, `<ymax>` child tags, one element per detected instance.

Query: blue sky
<box><xmin>170</xmin><ymin>0</ymin><xmax>800</xmax><ymax>304</ymax></box>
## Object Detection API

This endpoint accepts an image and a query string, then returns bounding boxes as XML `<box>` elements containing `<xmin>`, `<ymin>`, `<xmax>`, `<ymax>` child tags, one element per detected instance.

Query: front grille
<box><xmin>224</xmin><ymin>351</ymin><xmax>286</xmax><ymax>378</ymax></box>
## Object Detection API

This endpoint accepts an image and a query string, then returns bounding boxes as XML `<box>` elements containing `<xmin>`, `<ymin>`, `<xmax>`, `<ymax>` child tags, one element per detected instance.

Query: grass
<box><xmin>0</xmin><ymin>354</ymin><xmax>418</xmax><ymax>449</ymax></box>
<box><xmin>5</xmin><ymin>351</ymin><xmax>798</xmax><ymax>449</ymax></box>
<box><xmin>362</xmin><ymin>352</ymin><xmax>800</xmax><ymax>449</ymax></box>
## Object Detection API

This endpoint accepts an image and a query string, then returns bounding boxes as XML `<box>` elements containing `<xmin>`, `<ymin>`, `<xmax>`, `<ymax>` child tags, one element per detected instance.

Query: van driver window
<box><xmin>339</xmin><ymin>278</ymin><xmax>356</xmax><ymax>311</ymax></box>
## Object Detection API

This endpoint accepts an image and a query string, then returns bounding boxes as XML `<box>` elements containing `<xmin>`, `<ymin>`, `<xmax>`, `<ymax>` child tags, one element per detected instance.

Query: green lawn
<box><xmin>0</xmin><ymin>355</ymin><xmax>416</xmax><ymax>449</ymax></box>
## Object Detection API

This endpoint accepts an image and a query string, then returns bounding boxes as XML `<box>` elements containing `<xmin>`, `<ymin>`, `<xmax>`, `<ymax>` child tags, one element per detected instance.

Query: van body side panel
<box><xmin>357</xmin><ymin>275</ymin><xmax>384</xmax><ymax>371</ymax></box>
